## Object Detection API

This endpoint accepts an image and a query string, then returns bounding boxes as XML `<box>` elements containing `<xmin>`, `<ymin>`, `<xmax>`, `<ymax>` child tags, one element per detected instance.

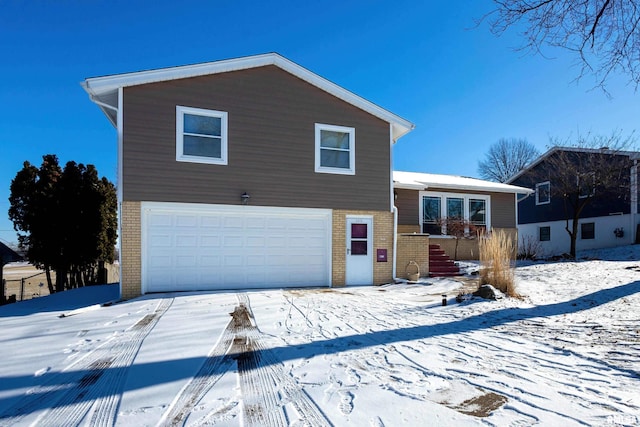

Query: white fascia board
<box><xmin>395</xmin><ymin>171</ymin><xmax>533</xmax><ymax>194</ymax></box>
<box><xmin>394</xmin><ymin>182</ymin><xmax>428</xmax><ymax>190</ymax></box>
<box><xmin>425</xmin><ymin>182</ymin><xmax>534</xmax><ymax>194</ymax></box>
<box><xmin>81</xmin><ymin>53</ymin><xmax>415</xmax><ymax>140</ymax></box>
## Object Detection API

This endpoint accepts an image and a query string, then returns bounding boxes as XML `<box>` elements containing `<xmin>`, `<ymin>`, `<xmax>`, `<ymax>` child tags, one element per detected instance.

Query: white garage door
<box><xmin>141</xmin><ymin>202</ymin><xmax>332</xmax><ymax>293</ymax></box>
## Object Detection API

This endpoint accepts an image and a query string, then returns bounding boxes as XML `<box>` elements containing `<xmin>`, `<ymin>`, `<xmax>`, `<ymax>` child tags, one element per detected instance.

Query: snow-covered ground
<box><xmin>0</xmin><ymin>246</ymin><xmax>638</xmax><ymax>426</ymax></box>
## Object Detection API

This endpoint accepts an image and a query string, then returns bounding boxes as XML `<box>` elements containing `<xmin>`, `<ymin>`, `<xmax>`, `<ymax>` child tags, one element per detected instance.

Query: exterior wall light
<box><xmin>241</xmin><ymin>192</ymin><xmax>250</xmax><ymax>205</ymax></box>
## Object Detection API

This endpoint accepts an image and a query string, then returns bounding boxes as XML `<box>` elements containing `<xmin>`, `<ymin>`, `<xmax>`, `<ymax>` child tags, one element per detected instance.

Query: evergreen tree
<box><xmin>9</xmin><ymin>155</ymin><xmax>117</xmax><ymax>292</ymax></box>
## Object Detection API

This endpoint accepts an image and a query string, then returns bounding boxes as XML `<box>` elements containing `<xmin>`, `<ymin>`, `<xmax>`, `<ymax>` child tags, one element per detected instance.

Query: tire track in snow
<box><xmin>157</xmin><ymin>293</ymin><xmax>330</xmax><ymax>427</ymax></box>
<box><xmin>157</xmin><ymin>308</ymin><xmax>236</xmax><ymax>426</ymax></box>
<box><xmin>0</xmin><ymin>298</ymin><xmax>173</xmax><ymax>427</ymax></box>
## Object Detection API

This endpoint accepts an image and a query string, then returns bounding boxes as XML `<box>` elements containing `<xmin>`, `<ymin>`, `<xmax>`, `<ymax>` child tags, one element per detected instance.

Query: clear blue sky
<box><xmin>1</xmin><ymin>1</ymin><xmax>637</xmax><ymax>245</ymax></box>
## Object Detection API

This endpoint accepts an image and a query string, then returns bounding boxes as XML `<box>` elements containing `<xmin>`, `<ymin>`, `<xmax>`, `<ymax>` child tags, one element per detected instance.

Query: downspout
<box><xmin>393</xmin><ymin>205</ymin><xmax>398</xmax><ymax>280</ymax></box>
<box><xmin>116</xmin><ymin>87</ymin><xmax>124</xmax><ymax>298</ymax></box>
<box><xmin>631</xmin><ymin>159</ymin><xmax>638</xmax><ymax>243</ymax></box>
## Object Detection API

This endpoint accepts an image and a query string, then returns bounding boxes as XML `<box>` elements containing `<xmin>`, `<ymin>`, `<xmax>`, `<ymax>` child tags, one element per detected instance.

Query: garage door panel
<box><xmin>224</xmin><ymin>217</ymin><xmax>243</xmax><ymax>228</ymax></box>
<box><xmin>176</xmin><ymin>215</ymin><xmax>198</xmax><ymax>227</ymax></box>
<box><xmin>143</xmin><ymin>204</ymin><xmax>330</xmax><ymax>292</ymax></box>
<box><xmin>201</xmin><ymin>236</ymin><xmax>221</xmax><ymax>247</ymax></box>
<box><xmin>176</xmin><ymin>235</ymin><xmax>197</xmax><ymax>247</ymax></box>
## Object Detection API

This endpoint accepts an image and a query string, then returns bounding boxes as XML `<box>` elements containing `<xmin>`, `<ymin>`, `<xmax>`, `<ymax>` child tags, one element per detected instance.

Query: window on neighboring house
<box><xmin>539</xmin><ymin>226</ymin><xmax>551</xmax><ymax>241</ymax></box>
<box><xmin>581</xmin><ymin>222</ymin><xmax>595</xmax><ymax>239</ymax></box>
<box><xmin>176</xmin><ymin>106</ymin><xmax>228</xmax><ymax>165</ymax></box>
<box><xmin>578</xmin><ymin>172</ymin><xmax>596</xmax><ymax>198</ymax></box>
<box><xmin>536</xmin><ymin>181</ymin><xmax>550</xmax><ymax>205</ymax></box>
<box><xmin>315</xmin><ymin>123</ymin><xmax>355</xmax><ymax>175</ymax></box>
<box><xmin>422</xmin><ymin>196</ymin><xmax>442</xmax><ymax>234</ymax></box>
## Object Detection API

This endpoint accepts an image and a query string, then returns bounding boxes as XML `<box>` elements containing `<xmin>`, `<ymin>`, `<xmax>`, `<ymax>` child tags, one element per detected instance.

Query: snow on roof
<box><xmin>393</xmin><ymin>171</ymin><xmax>534</xmax><ymax>194</ymax></box>
<box><xmin>81</xmin><ymin>53</ymin><xmax>414</xmax><ymax>140</ymax></box>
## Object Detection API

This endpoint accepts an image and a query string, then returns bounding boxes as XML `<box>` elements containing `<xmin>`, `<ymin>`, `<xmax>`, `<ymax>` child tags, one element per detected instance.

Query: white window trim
<box><xmin>419</xmin><ymin>191</ymin><xmax>491</xmax><ymax>235</ymax></box>
<box><xmin>535</xmin><ymin>181</ymin><xmax>550</xmax><ymax>205</ymax></box>
<box><xmin>176</xmin><ymin>105</ymin><xmax>228</xmax><ymax>165</ymax></box>
<box><xmin>315</xmin><ymin>123</ymin><xmax>355</xmax><ymax>175</ymax></box>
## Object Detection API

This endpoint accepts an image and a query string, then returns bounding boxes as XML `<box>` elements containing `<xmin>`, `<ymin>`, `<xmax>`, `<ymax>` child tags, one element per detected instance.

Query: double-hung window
<box><xmin>539</xmin><ymin>226</ymin><xmax>551</xmax><ymax>241</ymax></box>
<box><xmin>536</xmin><ymin>181</ymin><xmax>550</xmax><ymax>205</ymax></box>
<box><xmin>315</xmin><ymin>123</ymin><xmax>355</xmax><ymax>175</ymax></box>
<box><xmin>581</xmin><ymin>222</ymin><xmax>595</xmax><ymax>239</ymax></box>
<box><xmin>176</xmin><ymin>106</ymin><xmax>228</xmax><ymax>165</ymax></box>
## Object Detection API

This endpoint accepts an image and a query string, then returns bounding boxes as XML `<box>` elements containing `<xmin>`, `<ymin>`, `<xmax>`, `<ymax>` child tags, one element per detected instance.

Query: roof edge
<box><xmin>506</xmin><ymin>145</ymin><xmax>640</xmax><ymax>183</ymax></box>
<box><xmin>82</xmin><ymin>53</ymin><xmax>415</xmax><ymax>139</ymax></box>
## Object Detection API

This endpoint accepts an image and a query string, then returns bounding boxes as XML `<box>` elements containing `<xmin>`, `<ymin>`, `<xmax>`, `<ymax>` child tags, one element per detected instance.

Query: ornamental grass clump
<box><xmin>479</xmin><ymin>229</ymin><xmax>518</xmax><ymax>297</ymax></box>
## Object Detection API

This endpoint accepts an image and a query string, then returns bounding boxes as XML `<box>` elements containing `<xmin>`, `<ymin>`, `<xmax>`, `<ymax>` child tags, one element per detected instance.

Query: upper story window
<box><xmin>176</xmin><ymin>106</ymin><xmax>228</xmax><ymax>165</ymax></box>
<box><xmin>315</xmin><ymin>123</ymin><xmax>355</xmax><ymax>175</ymax></box>
<box><xmin>578</xmin><ymin>172</ymin><xmax>596</xmax><ymax>198</ymax></box>
<box><xmin>536</xmin><ymin>181</ymin><xmax>550</xmax><ymax>205</ymax></box>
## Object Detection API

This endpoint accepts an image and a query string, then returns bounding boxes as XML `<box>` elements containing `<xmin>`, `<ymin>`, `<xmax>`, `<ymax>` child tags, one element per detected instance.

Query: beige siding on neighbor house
<box><xmin>122</xmin><ymin>65</ymin><xmax>391</xmax><ymax>211</ymax></box>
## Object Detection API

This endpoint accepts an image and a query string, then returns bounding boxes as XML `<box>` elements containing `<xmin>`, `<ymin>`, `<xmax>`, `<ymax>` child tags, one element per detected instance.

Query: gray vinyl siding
<box><xmin>395</xmin><ymin>189</ymin><xmax>419</xmax><ymax>225</ymax></box>
<box><xmin>489</xmin><ymin>192</ymin><xmax>516</xmax><ymax>228</ymax></box>
<box><xmin>122</xmin><ymin>65</ymin><xmax>391</xmax><ymax>211</ymax></box>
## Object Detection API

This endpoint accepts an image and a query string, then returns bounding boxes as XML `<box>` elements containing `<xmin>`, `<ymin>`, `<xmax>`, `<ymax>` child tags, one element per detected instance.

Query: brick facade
<box><xmin>118</xmin><ymin>205</ymin><xmax>395</xmax><ymax>299</ymax></box>
<box><xmin>331</xmin><ymin>210</ymin><xmax>394</xmax><ymax>286</ymax></box>
<box><xmin>432</xmin><ymin>227</ymin><xmax>518</xmax><ymax>260</ymax></box>
<box><xmin>396</xmin><ymin>234</ymin><xmax>430</xmax><ymax>280</ymax></box>
<box><xmin>120</xmin><ymin>201</ymin><xmax>142</xmax><ymax>299</ymax></box>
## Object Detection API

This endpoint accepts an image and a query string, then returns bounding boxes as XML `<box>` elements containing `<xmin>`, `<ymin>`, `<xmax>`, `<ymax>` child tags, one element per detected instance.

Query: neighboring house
<box><xmin>393</xmin><ymin>171</ymin><xmax>532</xmax><ymax>259</ymax></box>
<box><xmin>507</xmin><ymin>147</ymin><xmax>640</xmax><ymax>256</ymax></box>
<box><xmin>82</xmin><ymin>53</ymin><xmax>414</xmax><ymax>299</ymax></box>
<box><xmin>1</xmin><ymin>241</ymin><xmax>22</xmax><ymax>303</ymax></box>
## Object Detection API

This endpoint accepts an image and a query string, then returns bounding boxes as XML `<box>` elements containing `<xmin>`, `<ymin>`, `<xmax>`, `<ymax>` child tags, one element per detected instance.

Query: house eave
<box><xmin>81</xmin><ymin>53</ymin><xmax>415</xmax><ymax>138</ymax></box>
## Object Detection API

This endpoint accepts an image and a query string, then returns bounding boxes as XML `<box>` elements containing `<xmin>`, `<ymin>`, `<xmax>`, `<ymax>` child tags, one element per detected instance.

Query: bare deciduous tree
<box><xmin>531</xmin><ymin>132</ymin><xmax>636</xmax><ymax>258</ymax></box>
<box><xmin>486</xmin><ymin>0</ymin><xmax>640</xmax><ymax>89</ymax></box>
<box><xmin>478</xmin><ymin>138</ymin><xmax>540</xmax><ymax>182</ymax></box>
<box><xmin>436</xmin><ymin>217</ymin><xmax>479</xmax><ymax>260</ymax></box>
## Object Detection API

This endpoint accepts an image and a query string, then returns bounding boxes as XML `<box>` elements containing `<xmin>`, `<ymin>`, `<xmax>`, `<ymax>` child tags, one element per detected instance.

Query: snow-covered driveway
<box><xmin>0</xmin><ymin>246</ymin><xmax>638</xmax><ymax>426</ymax></box>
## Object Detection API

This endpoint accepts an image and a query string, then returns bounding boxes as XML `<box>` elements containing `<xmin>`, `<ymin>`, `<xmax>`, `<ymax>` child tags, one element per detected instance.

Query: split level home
<box><xmin>82</xmin><ymin>53</ymin><xmax>415</xmax><ymax>299</ymax></box>
<box><xmin>82</xmin><ymin>53</ymin><xmax>533</xmax><ymax>299</ymax></box>
<box><xmin>507</xmin><ymin>147</ymin><xmax>640</xmax><ymax>256</ymax></box>
<box><xmin>393</xmin><ymin>171</ymin><xmax>532</xmax><ymax>264</ymax></box>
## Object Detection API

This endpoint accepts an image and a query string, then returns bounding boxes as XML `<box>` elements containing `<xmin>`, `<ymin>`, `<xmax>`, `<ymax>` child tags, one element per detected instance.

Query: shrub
<box><xmin>479</xmin><ymin>229</ymin><xmax>518</xmax><ymax>297</ymax></box>
<box><xmin>517</xmin><ymin>234</ymin><xmax>542</xmax><ymax>260</ymax></box>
